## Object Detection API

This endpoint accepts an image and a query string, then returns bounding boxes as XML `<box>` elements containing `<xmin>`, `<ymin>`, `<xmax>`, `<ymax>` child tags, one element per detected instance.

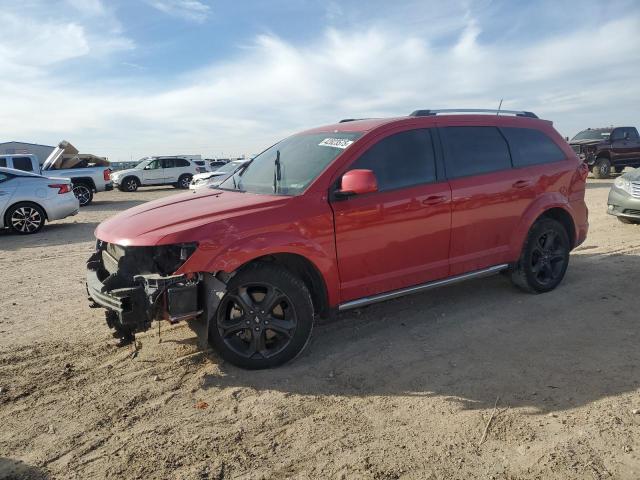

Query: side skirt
<box><xmin>338</xmin><ymin>264</ymin><xmax>509</xmax><ymax>311</ymax></box>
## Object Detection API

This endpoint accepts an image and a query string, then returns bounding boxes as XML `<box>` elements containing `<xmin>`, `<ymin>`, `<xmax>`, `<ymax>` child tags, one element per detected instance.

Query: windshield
<box><xmin>214</xmin><ymin>161</ymin><xmax>244</xmax><ymax>174</ymax></box>
<box><xmin>219</xmin><ymin>132</ymin><xmax>362</xmax><ymax>195</ymax></box>
<box><xmin>572</xmin><ymin>129</ymin><xmax>611</xmax><ymax>141</ymax></box>
<box><xmin>134</xmin><ymin>158</ymin><xmax>151</xmax><ymax>169</ymax></box>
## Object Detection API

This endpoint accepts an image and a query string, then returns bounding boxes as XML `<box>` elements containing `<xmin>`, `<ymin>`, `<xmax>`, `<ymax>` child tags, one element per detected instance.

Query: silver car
<box><xmin>0</xmin><ymin>167</ymin><xmax>79</xmax><ymax>234</ymax></box>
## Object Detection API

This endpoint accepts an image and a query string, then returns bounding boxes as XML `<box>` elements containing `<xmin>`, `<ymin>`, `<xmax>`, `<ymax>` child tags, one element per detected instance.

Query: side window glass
<box><xmin>176</xmin><ymin>159</ymin><xmax>190</xmax><ymax>167</ymax></box>
<box><xmin>12</xmin><ymin>157</ymin><xmax>34</xmax><ymax>171</ymax></box>
<box><xmin>629</xmin><ymin>129</ymin><xmax>640</xmax><ymax>140</ymax></box>
<box><xmin>0</xmin><ymin>158</ymin><xmax>6</xmax><ymax>167</ymax></box>
<box><xmin>147</xmin><ymin>160</ymin><xmax>160</xmax><ymax>169</ymax></box>
<box><xmin>162</xmin><ymin>158</ymin><xmax>176</xmax><ymax>168</ymax></box>
<box><xmin>611</xmin><ymin>129</ymin><xmax>625</xmax><ymax>142</ymax></box>
<box><xmin>350</xmin><ymin>129</ymin><xmax>437</xmax><ymax>191</ymax></box>
<box><xmin>441</xmin><ymin>127</ymin><xmax>512</xmax><ymax>178</ymax></box>
<box><xmin>501</xmin><ymin>127</ymin><xmax>565</xmax><ymax>167</ymax></box>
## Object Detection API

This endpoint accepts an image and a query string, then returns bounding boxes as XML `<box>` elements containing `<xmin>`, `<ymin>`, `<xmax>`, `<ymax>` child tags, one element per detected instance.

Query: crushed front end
<box><xmin>86</xmin><ymin>240</ymin><xmax>204</xmax><ymax>342</ymax></box>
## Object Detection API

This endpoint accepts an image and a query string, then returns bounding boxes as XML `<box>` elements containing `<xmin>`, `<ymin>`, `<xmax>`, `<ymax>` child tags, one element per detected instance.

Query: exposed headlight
<box><xmin>615</xmin><ymin>177</ymin><xmax>632</xmax><ymax>194</ymax></box>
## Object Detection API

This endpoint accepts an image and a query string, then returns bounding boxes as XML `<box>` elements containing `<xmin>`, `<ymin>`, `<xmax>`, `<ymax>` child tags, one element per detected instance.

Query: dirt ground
<box><xmin>0</xmin><ymin>178</ymin><xmax>639</xmax><ymax>480</ymax></box>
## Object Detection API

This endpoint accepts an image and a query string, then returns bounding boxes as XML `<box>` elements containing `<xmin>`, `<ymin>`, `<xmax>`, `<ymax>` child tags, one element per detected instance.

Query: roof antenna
<box><xmin>496</xmin><ymin>98</ymin><xmax>503</xmax><ymax>116</ymax></box>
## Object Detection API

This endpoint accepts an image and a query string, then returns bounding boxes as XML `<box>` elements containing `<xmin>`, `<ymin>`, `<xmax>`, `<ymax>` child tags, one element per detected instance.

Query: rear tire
<box><xmin>72</xmin><ymin>183</ymin><xmax>93</xmax><ymax>206</ymax></box>
<box><xmin>209</xmin><ymin>263</ymin><xmax>314</xmax><ymax>369</ymax></box>
<box><xmin>592</xmin><ymin>157</ymin><xmax>611</xmax><ymax>179</ymax></box>
<box><xmin>614</xmin><ymin>166</ymin><xmax>625</xmax><ymax>174</ymax></box>
<box><xmin>510</xmin><ymin>218</ymin><xmax>570</xmax><ymax>293</ymax></box>
<box><xmin>121</xmin><ymin>176</ymin><xmax>139</xmax><ymax>192</ymax></box>
<box><xmin>176</xmin><ymin>174</ymin><xmax>192</xmax><ymax>189</ymax></box>
<box><xmin>5</xmin><ymin>202</ymin><xmax>46</xmax><ymax>234</ymax></box>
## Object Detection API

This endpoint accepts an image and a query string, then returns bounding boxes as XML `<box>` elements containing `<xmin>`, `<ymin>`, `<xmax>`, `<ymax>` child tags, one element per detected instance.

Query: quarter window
<box><xmin>175</xmin><ymin>159</ymin><xmax>190</xmax><ymax>167</ymax></box>
<box><xmin>0</xmin><ymin>158</ymin><xmax>6</xmax><ymax>167</ymax></box>
<box><xmin>12</xmin><ymin>157</ymin><xmax>34</xmax><ymax>172</ymax></box>
<box><xmin>350</xmin><ymin>129</ymin><xmax>437</xmax><ymax>191</ymax></box>
<box><xmin>441</xmin><ymin>127</ymin><xmax>512</xmax><ymax>178</ymax></box>
<box><xmin>501</xmin><ymin>127</ymin><xmax>565</xmax><ymax>167</ymax></box>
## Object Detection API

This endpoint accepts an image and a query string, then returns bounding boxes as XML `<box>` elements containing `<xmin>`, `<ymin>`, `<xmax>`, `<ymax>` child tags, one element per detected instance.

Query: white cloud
<box><xmin>0</xmin><ymin>10</ymin><xmax>639</xmax><ymax>161</ymax></box>
<box><xmin>64</xmin><ymin>0</ymin><xmax>107</xmax><ymax>16</ymax></box>
<box><xmin>145</xmin><ymin>0</ymin><xmax>211</xmax><ymax>23</ymax></box>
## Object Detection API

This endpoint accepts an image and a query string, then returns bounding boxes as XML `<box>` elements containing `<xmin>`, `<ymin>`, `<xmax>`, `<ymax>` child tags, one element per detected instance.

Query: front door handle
<box><xmin>422</xmin><ymin>195</ymin><xmax>447</xmax><ymax>206</ymax></box>
<box><xmin>512</xmin><ymin>180</ymin><xmax>532</xmax><ymax>189</ymax></box>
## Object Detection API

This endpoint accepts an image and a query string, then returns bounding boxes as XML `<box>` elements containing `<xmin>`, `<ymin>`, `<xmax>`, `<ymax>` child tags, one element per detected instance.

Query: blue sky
<box><xmin>1</xmin><ymin>0</ymin><xmax>639</xmax><ymax>161</ymax></box>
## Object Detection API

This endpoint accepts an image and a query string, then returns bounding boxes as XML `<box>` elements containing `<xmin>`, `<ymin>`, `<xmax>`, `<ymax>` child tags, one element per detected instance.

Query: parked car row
<box><xmin>569</xmin><ymin>126</ymin><xmax>640</xmax><ymax>178</ymax></box>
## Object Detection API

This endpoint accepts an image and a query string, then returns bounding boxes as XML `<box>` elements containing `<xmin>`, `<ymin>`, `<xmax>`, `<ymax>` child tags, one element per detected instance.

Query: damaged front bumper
<box><xmin>86</xmin><ymin>247</ymin><xmax>209</xmax><ymax>340</ymax></box>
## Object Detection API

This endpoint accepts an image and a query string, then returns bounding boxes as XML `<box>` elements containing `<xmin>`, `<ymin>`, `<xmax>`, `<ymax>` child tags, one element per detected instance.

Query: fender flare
<box><xmin>177</xmin><ymin>232</ymin><xmax>340</xmax><ymax>307</ymax></box>
<box><xmin>508</xmin><ymin>193</ymin><xmax>577</xmax><ymax>259</ymax></box>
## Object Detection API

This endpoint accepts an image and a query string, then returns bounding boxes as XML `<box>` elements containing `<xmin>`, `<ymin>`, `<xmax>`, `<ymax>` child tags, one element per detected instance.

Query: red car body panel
<box><xmin>94</xmin><ymin>113</ymin><xmax>588</xmax><ymax>309</ymax></box>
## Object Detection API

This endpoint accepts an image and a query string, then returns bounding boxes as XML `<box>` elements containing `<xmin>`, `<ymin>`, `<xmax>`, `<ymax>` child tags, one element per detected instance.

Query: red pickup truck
<box><xmin>87</xmin><ymin>109</ymin><xmax>588</xmax><ymax>369</ymax></box>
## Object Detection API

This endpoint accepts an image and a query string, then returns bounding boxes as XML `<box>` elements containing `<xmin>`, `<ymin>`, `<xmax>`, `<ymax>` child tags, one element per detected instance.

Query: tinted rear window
<box><xmin>175</xmin><ymin>158</ymin><xmax>190</xmax><ymax>167</ymax></box>
<box><xmin>441</xmin><ymin>127</ymin><xmax>512</xmax><ymax>178</ymax></box>
<box><xmin>501</xmin><ymin>127</ymin><xmax>565</xmax><ymax>167</ymax></box>
<box><xmin>12</xmin><ymin>157</ymin><xmax>34</xmax><ymax>172</ymax></box>
<box><xmin>350</xmin><ymin>129</ymin><xmax>437</xmax><ymax>191</ymax></box>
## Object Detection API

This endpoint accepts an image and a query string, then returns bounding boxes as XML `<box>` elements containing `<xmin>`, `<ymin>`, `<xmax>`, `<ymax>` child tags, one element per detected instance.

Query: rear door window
<box><xmin>350</xmin><ymin>129</ymin><xmax>437</xmax><ymax>191</ymax></box>
<box><xmin>161</xmin><ymin>158</ymin><xmax>175</xmax><ymax>168</ymax></box>
<box><xmin>501</xmin><ymin>127</ymin><xmax>566</xmax><ymax>167</ymax></box>
<box><xmin>0</xmin><ymin>158</ymin><xmax>6</xmax><ymax>167</ymax></box>
<box><xmin>440</xmin><ymin>126</ymin><xmax>512</xmax><ymax>179</ymax></box>
<box><xmin>12</xmin><ymin>157</ymin><xmax>34</xmax><ymax>172</ymax></box>
<box><xmin>174</xmin><ymin>158</ymin><xmax>190</xmax><ymax>168</ymax></box>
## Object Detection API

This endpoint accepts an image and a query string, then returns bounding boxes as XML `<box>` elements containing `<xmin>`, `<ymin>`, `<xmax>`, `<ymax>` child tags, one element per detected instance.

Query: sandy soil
<box><xmin>0</xmin><ymin>179</ymin><xmax>639</xmax><ymax>479</ymax></box>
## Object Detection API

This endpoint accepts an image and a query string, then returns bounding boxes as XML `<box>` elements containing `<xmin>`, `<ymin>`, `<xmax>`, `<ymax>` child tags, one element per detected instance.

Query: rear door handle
<box><xmin>512</xmin><ymin>180</ymin><xmax>532</xmax><ymax>189</ymax></box>
<box><xmin>422</xmin><ymin>195</ymin><xmax>447</xmax><ymax>206</ymax></box>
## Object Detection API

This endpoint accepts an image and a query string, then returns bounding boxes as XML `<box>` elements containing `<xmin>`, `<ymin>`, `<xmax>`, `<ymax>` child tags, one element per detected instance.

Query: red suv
<box><xmin>87</xmin><ymin>109</ymin><xmax>589</xmax><ymax>369</ymax></box>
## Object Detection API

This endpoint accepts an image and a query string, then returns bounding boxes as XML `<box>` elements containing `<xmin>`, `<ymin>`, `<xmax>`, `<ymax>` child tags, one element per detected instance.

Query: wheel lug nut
<box><xmin>255</xmin><ymin>327</ymin><xmax>260</xmax><ymax>331</ymax></box>
<box><xmin>245</xmin><ymin>321</ymin><xmax>250</xmax><ymax>325</ymax></box>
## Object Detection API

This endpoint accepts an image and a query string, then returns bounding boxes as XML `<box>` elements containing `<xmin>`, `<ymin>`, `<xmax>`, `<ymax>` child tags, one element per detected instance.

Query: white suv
<box><xmin>112</xmin><ymin>157</ymin><xmax>205</xmax><ymax>192</ymax></box>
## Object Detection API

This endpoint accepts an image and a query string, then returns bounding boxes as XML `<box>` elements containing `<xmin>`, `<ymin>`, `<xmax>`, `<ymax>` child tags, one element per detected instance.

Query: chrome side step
<box><xmin>338</xmin><ymin>264</ymin><xmax>509</xmax><ymax>311</ymax></box>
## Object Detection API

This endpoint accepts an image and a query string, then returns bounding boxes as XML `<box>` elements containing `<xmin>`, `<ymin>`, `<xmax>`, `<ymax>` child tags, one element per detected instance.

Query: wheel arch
<box><xmin>509</xmin><ymin>195</ymin><xmax>579</xmax><ymax>259</ymax></box>
<box><xmin>236</xmin><ymin>253</ymin><xmax>331</xmax><ymax>318</ymax></box>
<box><xmin>69</xmin><ymin>176</ymin><xmax>96</xmax><ymax>191</ymax></box>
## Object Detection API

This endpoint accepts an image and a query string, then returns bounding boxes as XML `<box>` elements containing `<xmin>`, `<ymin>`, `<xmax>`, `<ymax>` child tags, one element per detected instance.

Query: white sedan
<box><xmin>189</xmin><ymin>159</ymin><xmax>250</xmax><ymax>190</ymax></box>
<box><xmin>0</xmin><ymin>167</ymin><xmax>79</xmax><ymax>234</ymax></box>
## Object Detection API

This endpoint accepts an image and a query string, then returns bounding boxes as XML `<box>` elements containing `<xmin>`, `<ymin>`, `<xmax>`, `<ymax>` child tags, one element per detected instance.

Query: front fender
<box><xmin>176</xmin><ymin>231</ymin><xmax>340</xmax><ymax>307</ymax></box>
<box><xmin>507</xmin><ymin>193</ymin><xmax>575</xmax><ymax>260</ymax></box>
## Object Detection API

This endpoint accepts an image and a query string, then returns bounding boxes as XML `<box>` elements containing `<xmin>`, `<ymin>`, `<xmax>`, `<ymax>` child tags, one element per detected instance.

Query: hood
<box><xmin>112</xmin><ymin>168</ymin><xmax>138</xmax><ymax>178</ymax></box>
<box><xmin>95</xmin><ymin>188</ymin><xmax>290</xmax><ymax>246</ymax></box>
<box><xmin>569</xmin><ymin>139</ymin><xmax>605</xmax><ymax>146</ymax></box>
<box><xmin>622</xmin><ymin>167</ymin><xmax>640</xmax><ymax>182</ymax></box>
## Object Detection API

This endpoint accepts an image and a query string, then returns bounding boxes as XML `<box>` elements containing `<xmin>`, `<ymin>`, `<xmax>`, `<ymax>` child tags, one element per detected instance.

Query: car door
<box><xmin>0</xmin><ymin>173</ymin><xmax>17</xmax><ymax>223</ymax></box>
<box><xmin>161</xmin><ymin>158</ymin><xmax>177</xmax><ymax>183</ymax></box>
<box><xmin>440</xmin><ymin>125</ymin><xmax>527</xmax><ymax>275</ymax></box>
<box><xmin>609</xmin><ymin>128</ymin><xmax>634</xmax><ymax>165</ymax></box>
<box><xmin>331</xmin><ymin>128</ymin><xmax>452</xmax><ymax>302</ymax></box>
<box><xmin>626</xmin><ymin>128</ymin><xmax>640</xmax><ymax>164</ymax></box>
<box><xmin>141</xmin><ymin>159</ymin><xmax>163</xmax><ymax>185</ymax></box>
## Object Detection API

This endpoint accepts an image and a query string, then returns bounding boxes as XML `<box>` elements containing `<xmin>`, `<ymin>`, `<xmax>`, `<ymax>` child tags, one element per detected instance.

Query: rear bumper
<box><xmin>104</xmin><ymin>183</ymin><xmax>114</xmax><ymax>191</ymax></box>
<box><xmin>47</xmin><ymin>193</ymin><xmax>80</xmax><ymax>221</ymax></box>
<box><xmin>608</xmin><ymin>187</ymin><xmax>640</xmax><ymax>219</ymax></box>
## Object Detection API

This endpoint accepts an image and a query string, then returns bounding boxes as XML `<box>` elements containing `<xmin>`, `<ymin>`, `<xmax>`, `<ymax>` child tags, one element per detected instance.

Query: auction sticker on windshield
<box><xmin>318</xmin><ymin>138</ymin><xmax>354</xmax><ymax>149</ymax></box>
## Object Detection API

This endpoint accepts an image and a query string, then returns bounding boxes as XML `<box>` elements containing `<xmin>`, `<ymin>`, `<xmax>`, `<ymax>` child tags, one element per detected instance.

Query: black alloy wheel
<box><xmin>73</xmin><ymin>184</ymin><xmax>93</xmax><ymax>206</ymax></box>
<box><xmin>511</xmin><ymin>218</ymin><xmax>570</xmax><ymax>293</ymax></box>
<box><xmin>209</xmin><ymin>263</ymin><xmax>314</xmax><ymax>369</ymax></box>
<box><xmin>178</xmin><ymin>174</ymin><xmax>192</xmax><ymax>189</ymax></box>
<box><xmin>123</xmin><ymin>177</ymin><xmax>139</xmax><ymax>192</ymax></box>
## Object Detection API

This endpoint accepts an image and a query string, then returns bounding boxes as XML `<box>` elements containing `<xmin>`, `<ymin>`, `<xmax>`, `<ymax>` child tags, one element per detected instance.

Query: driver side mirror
<box><xmin>335</xmin><ymin>169</ymin><xmax>378</xmax><ymax>199</ymax></box>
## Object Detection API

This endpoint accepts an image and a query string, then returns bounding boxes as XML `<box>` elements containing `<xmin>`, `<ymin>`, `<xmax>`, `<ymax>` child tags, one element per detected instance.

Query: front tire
<box><xmin>209</xmin><ymin>263</ymin><xmax>314</xmax><ymax>369</ymax></box>
<box><xmin>6</xmin><ymin>203</ymin><xmax>46</xmax><ymax>234</ymax></box>
<box><xmin>121</xmin><ymin>176</ymin><xmax>139</xmax><ymax>192</ymax></box>
<box><xmin>510</xmin><ymin>218</ymin><xmax>570</xmax><ymax>293</ymax></box>
<box><xmin>176</xmin><ymin>174</ymin><xmax>192</xmax><ymax>189</ymax></box>
<box><xmin>72</xmin><ymin>183</ymin><xmax>93</xmax><ymax>206</ymax></box>
<box><xmin>592</xmin><ymin>157</ymin><xmax>611</xmax><ymax>179</ymax></box>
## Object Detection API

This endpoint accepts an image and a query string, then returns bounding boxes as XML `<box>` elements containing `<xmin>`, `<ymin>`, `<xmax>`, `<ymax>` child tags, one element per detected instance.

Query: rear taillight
<box><xmin>103</xmin><ymin>169</ymin><xmax>111</xmax><ymax>181</ymax></box>
<box><xmin>49</xmin><ymin>184</ymin><xmax>71</xmax><ymax>194</ymax></box>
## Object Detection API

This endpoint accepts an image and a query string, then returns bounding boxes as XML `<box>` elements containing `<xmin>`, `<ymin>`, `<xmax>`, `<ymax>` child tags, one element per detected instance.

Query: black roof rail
<box><xmin>409</xmin><ymin>109</ymin><xmax>538</xmax><ymax>119</ymax></box>
<box><xmin>338</xmin><ymin>118</ymin><xmax>373</xmax><ymax>123</ymax></box>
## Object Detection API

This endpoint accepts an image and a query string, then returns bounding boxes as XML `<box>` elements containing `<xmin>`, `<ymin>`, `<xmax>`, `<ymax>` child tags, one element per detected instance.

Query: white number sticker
<box><xmin>318</xmin><ymin>138</ymin><xmax>354</xmax><ymax>149</ymax></box>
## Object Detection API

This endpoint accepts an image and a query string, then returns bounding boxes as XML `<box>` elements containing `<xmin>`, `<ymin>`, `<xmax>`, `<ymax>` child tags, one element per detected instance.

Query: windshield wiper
<box><xmin>273</xmin><ymin>150</ymin><xmax>281</xmax><ymax>194</ymax></box>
